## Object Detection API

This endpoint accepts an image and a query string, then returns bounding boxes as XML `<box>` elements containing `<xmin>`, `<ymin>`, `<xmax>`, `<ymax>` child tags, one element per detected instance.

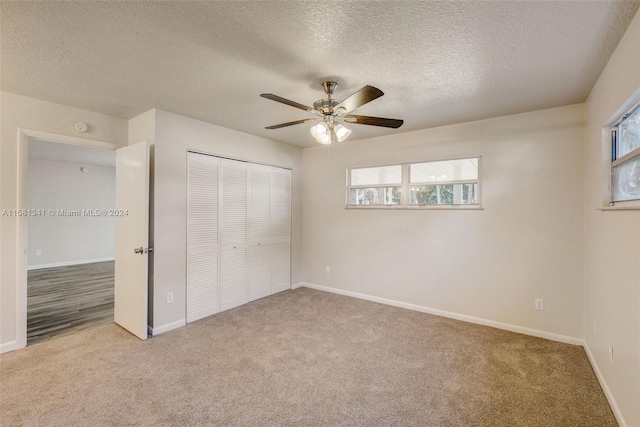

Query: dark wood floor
<box><xmin>27</xmin><ymin>261</ymin><xmax>114</xmax><ymax>345</ymax></box>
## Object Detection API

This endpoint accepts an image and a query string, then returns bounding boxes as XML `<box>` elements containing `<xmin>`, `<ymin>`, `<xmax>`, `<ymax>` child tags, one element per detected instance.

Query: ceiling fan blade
<box><xmin>343</xmin><ymin>115</ymin><xmax>404</xmax><ymax>128</ymax></box>
<box><xmin>335</xmin><ymin>86</ymin><xmax>384</xmax><ymax>114</ymax></box>
<box><xmin>265</xmin><ymin>118</ymin><xmax>316</xmax><ymax>130</ymax></box>
<box><xmin>260</xmin><ymin>93</ymin><xmax>319</xmax><ymax>114</ymax></box>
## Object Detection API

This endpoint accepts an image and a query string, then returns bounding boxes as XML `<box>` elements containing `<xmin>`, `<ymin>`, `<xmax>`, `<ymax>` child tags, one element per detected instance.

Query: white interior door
<box><xmin>114</xmin><ymin>141</ymin><xmax>149</xmax><ymax>340</ymax></box>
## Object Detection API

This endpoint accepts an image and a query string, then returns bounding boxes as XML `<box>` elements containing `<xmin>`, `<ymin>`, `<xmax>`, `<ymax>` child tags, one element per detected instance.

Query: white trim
<box><xmin>27</xmin><ymin>257</ymin><xmax>115</xmax><ymax>271</ymax></box>
<box><xmin>20</xmin><ymin>129</ymin><xmax>122</xmax><ymax>151</ymax></box>
<box><xmin>0</xmin><ymin>340</ymin><xmax>18</xmax><ymax>354</ymax></box>
<box><xmin>345</xmin><ymin>205</ymin><xmax>484</xmax><ymax>211</ymax></box>
<box><xmin>598</xmin><ymin>206</ymin><xmax>640</xmax><ymax>211</ymax></box>
<box><xmin>298</xmin><ymin>282</ymin><xmax>584</xmax><ymax>346</ymax></box>
<box><xmin>291</xmin><ymin>282</ymin><xmax>305</xmax><ymax>290</ymax></box>
<box><xmin>584</xmin><ymin>342</ymin><xmax>627</xmax><ymax>427</ymax></box>
<box><xmin>149</xmin><ymin>319</ymin><xmax>186</xmax><ymax>336</ymax></box>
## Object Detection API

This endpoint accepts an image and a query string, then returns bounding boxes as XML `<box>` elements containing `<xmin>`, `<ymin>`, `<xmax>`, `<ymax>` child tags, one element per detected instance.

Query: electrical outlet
<box><xmin>593</xmin><ymin>319</ymin><xmax>597</xmax><ymax>335</ymax></box>
<box><xmin>167</xmin><ymin>292</ymin><xmax>174</xmax><ymax>304</ymax></box>
<box><xmin>609</xmin><ymin>344</ymin><xmax>614</xmax><ymax>365</ymax></box>
<box><xmin>36</xmin><ymin>249</ymin><xmax>42</xmax><ymax>256</ymax></box>
<box><xmin>325</xmin><ymin>266</ymin><xmax>330</xmax><ymax>274</ymax></box>
<box><xmin>535</xmin><ymin>298</ymin><xmax>544</xmax><ymax>311</ymax></box>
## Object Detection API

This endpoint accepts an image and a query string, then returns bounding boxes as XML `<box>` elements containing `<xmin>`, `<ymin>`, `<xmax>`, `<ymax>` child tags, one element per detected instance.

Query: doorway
<box><xmin>26</xmin><ymin>139</ymin><xmax>117</xmax><ymax>345</ymax></box>
<box><xmin>15</xmin><ymin>129</ymin><xmax>150</xmax><ymax>350</ymax></box>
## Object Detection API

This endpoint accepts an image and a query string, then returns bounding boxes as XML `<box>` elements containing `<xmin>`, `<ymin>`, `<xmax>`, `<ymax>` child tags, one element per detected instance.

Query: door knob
<box><xmin>134</xmin><ymin>247</ymin><xmax>144</xmax><ymax>254</ymax></box>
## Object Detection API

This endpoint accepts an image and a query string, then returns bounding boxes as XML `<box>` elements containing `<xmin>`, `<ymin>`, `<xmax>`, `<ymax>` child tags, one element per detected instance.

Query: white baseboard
<box><xmin>149</xmin><ymin>319</ymin><xmax>186</xmax><ymax>336</ymax></box>
<box><xmin>28</xmin><ymin>257</ymin><xmax>115</xmax><ymax>271</ymax></box>
<box><xmin>584</xmin><ymin>342</ymin><xmax>627</xmax><ymax>427</ymax></box>
<box><xmin>291</xmin><ymin>282</ymin><xmax>305</xmax><ymax>290</ymax></box>
<box><xmin>0</xmin><ymin>340</ymin><xmax>18</xmax><ymax>354</ymax></box>
<box><xmin>298</xmin><ymin>282</ymin><xmax>583</xmax><ymax>346</ymax></box>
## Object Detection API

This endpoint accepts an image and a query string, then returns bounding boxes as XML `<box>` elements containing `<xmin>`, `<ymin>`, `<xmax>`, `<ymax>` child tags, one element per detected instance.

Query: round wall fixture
<box><xmin>74</xmin><ymin>122</ymin><xmax>88</xmax><ymax>132</ymax></box>
<box><xmin>80</xmin><ymin>167</ymin><xmax>88</xmax><ymax>173</ymax></box>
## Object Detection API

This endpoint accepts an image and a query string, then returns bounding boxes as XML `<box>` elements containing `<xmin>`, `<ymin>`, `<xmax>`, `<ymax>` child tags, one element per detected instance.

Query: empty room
<box><xmin>1</xmin><ymin>1</ymin><xmax>639</xmax><ymax>426</ymax></box>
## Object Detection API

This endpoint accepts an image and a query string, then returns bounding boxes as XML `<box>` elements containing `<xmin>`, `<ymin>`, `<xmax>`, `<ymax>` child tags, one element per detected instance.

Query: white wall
<box><xmin>151</xmin><ymin>109</ymin><xmax>303</xmax><ymax>331</ymax></box>
<box><xmin>0</xmin><ymin>91</ymin><xmax>127</xmax><ymax>351</ymax></box>
<box><xmin>583</xmin><ymin>10</ymin><xmax>640</xmax><ymax>427</ymax></box>
<box><xmin>302</xmin><ymin>104</ymin><xmax>585</xmax><ymax>341</ymax></box>
<box><xmin>27</xmin><ymin>158</ymin><xmax>116</xmax><ymax>268</ymax></box>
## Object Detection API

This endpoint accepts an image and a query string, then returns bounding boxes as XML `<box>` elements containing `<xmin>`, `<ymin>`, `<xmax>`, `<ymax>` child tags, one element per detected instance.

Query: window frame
<box><xmin>609</xmin><ymin>100</ymin><xmax>640</xmax><ymax>206</ymax></box>
<box><xmin>346</xmin><ymin>156</ymin><xmax>482</xmax><ymax>210</ymax></box>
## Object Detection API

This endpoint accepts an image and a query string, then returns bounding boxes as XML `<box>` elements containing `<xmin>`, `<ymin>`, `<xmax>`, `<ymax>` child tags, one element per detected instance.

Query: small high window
<box><xmin>611</xmin><ymin>103</ymin><xmax>640</xmax><ymax>203</ymax></box>
<box><xmin>347</xmin><ymin>157</ymin><xmax>481</xmax><ymax>209</ymax></box>
<box><xmin>348</xmin><ymin>165</ymin><xmax>402</xmax><ymax>206</ymax></box>
<box><xmin>409</xmin><ymin>158</ymin><xmax>479</xmax><ymax>206</ymax></box>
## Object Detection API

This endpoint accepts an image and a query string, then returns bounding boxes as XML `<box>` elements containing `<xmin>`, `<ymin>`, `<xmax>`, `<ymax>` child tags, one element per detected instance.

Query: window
<box><xmin>611</xmin><ymin>102</ymin><xmax>640</xmax><ymax>203</ymax></box>
<box><xmin>348</xmin><ymin>165</ymin><xmax>402</xmax><ymax>206</ymax></box>
<box><xmin>347</xmin><ymin>157</ymin><xmax>481</xmax><ymax>208</ymax></box>
<box><xmin>409</xmin><ymin>158</ymin><xmax>478</xmax><ymax>206</ymax></box>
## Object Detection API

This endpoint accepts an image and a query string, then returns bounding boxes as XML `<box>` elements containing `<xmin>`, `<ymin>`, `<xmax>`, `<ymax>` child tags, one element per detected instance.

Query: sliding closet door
<box><xmin>271</xmin><ymin>167</ymin><xmax>291</xmax><ymax>294</ymax></box>
<box><xmin>220</xmin><ymin>158</ymin><xmax>248</xmax><ymax>311</ymax></box>
<box><xmin>248</xmin><ymin>163</ymin><xmax>272</xmax><ymax>301</ymax></box>
<box><xmin>186</xmin><ymin>153</ymin><xmax>220</xmax><ymax>323</ymax></box>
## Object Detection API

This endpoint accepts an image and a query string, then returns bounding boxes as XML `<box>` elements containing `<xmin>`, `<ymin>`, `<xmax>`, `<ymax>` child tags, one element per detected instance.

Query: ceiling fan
<box><xmin>260</xmin><ymin>81</ymin><xmax>403</xmax><ymax>145</ymax></box>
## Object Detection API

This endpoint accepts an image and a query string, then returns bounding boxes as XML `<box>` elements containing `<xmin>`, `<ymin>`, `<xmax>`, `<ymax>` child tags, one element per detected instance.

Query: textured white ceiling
<box><xmin>29</xmin><ymin>139</ymin><xmax>115</xmax><ymax>168</ymax></box>
<box><xmin>2</xmin><ymin>1</ymin><xmax>638</xmax><ymax>148</ymax></box>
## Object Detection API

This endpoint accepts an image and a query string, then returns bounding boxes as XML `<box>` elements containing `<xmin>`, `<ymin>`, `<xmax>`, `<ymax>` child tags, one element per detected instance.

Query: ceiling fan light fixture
<box><xmin>310</xmin><ymin>121</ymin><xmax>351</xmax><ymax>144</ymax></box>
<box><xmin>334</xmin><ymin>124</ymin><xmax>351</xmax><ymax>142</ymax></box>
<box><xmin>310</xmin><ymin>122</ymin><xmax>330</xmax><ymax>144</ymax></box>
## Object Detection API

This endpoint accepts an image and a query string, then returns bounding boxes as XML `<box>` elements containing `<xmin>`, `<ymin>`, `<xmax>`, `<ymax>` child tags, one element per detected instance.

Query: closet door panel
<box><xmin>186</xmin><ymin>153</ymin><xmax>219</xmax><ymax>323</ymax></box>
<box><xmin>248</xmin><ymin>163</ymin><xmax>272</xmax><ymax>301</ymax></box>
<box><xmin>271</xmin><ymin>241</ymin><xmax>290</xmax><ymax>294</ymax></box>
<box><xmin>187</xmin><ymin>252</ymin><xmax>219</xmax><ymax>321</ymax></box>
<box><xmin>221</xmin><ymin>159</ymin><xmax>247</xmax><ymax>247</ymax></box>
<box><xmin>220</xmin><ymin>248</ymin><xmax>247</xmax><ymax>311</ymax></box>
<box><xmin>271</xmin><ymin>168</ymin><xmax>291</xmax><ymax>244</ymax></box>
<box><xmin>249</xmin><ymin>164</ymin><xmax>271</xmax><ymax>245</ymax></box>
<box><xmin>271</xmin><ymin>168</ymin><xmax>291</xmax><ymax>294</ymax></box>
<box><xmin>248</xmin><ymin>244</ymin><xmax>271</xmax><ymax>300</ymax></box>
<box><xmin>220</xmin><ymin>158</ymin><xmax>248</xmax><ymax>311</ymax></box>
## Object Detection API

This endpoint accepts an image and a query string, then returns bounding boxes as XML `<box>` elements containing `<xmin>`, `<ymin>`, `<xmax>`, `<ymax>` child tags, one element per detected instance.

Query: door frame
<box><xmin>15</xmin><ymin>128</ymin><xmax>122</xmax><ymax>349</ymax></box>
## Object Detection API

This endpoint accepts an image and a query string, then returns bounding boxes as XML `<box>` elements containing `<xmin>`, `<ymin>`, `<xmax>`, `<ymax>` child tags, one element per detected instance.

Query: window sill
<box><xmin>346</xmin><ymin>205</ymin><xmax>484</xmax><ymax>211</ymax></box>
<box><xmin>598</xmin><ymin>206</ymin><xmax>640</xmax><ymax>211</ymax></box>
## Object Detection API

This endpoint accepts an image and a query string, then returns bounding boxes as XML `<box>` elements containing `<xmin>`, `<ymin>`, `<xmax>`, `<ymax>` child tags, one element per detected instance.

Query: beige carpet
<box><xmin>1</xmin><ymin>287</ymin><xmax>615</xmax><ymax>426</ymax></box>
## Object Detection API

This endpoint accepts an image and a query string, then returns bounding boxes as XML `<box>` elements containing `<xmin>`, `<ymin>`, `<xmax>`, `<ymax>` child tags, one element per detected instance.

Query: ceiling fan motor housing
<box><xmin>321</xmin><ymin>81</ymin><xmax>337</xmax><ymax>95</ymax></box>
<box><xmin>313</xmin><ymin>98</ymin><xmax>341</xmax><ymax>115</ymax></box>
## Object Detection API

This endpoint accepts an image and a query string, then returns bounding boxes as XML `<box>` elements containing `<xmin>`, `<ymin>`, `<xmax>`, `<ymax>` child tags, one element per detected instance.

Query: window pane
<box><xmin>618</xmin><ymin>106</ymin><xmax>640</xmax><ymax>158</ymax></box>
<box><xmin>351</xmin><ymin>165</ymin><xmax>401</xmax><ymax>186</ymax></box>
<box><xmin>410</xmin><ymin>158</ymin><xmax>478</xmax><ymax>183</ymax></box>
<box><xmin>612</xmin><ymin>156</ymin><xmax>640</xmax><ymax>201</ymax></box>
<box><xmin>349</xmin><ymin>187</ymin><xmax>401</xmax><ymax>205</ymax></box>
<box><xmin>410</xmin><ymin>183</ymin><xmax>478</xmax><ymax>205</ymax></box>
